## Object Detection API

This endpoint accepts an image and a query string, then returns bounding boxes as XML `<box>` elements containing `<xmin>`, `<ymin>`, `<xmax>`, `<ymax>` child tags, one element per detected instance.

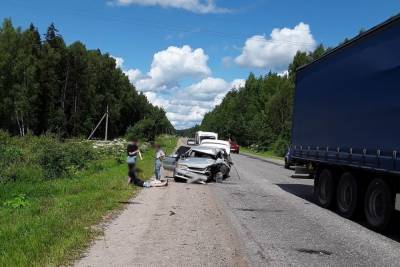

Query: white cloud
<box><xmin>235</xmin><ymin>22</ymin><xmax>316</xmax><ymax>71</ymax></box>
<box><xmin>137</xmin><ymin>77</ymin><xmax>244</xmax><ymax>129</ymax></box>
<box><xmin>114</xmin><ymin>47</ymin><xmax>244</xmax><ymax>129</ymax></box>
<box><xmin>136</xmin><ymin>45</ymin><xmax>211</xmax><ymax>92</ymax></box>
<box><xmin>160</xmin><ymin>77</ymin><xmax>244</xmax><ymax>128</ymax></box>
<box><xmin>125</xmin><ymin>69</ymin><xmax>143</xmax><ymax>84</ymax></box>
<box><xmin>108</xmin><ymin>0</ymin><xmax>230</xmax><ymax>14</ymax></box>
<box><xmin>113</xmin><ymin>56</ymin><xmax>124</xmax><ymax>69</ymax></box>
<box><xmin>111</xmin><ymin>55</ymin><xmax>143</xmax><ymax>84</ymax></box>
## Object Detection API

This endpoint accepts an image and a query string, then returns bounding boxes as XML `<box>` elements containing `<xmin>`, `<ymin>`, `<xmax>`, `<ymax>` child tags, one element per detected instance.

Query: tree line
<box><xmin>200</xmin><ymin>45</ymin><xmax>327</xmax><ymax>156</ymax></box>
<box><xmin>0</xmin><ymin>19</ymin><xmax>173</xmax><ymax>139</ymax></box>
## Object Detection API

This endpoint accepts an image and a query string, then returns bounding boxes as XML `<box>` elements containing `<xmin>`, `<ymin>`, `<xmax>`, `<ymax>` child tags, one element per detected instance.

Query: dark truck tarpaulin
<box><xmin>291</xmin><ymin>15</ymin><xmax>400</xmax><ymax>173</ymax></box>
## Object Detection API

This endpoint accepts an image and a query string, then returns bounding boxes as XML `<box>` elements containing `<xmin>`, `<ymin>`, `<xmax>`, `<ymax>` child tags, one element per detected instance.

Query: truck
<box><xmin>289</xmin><ymin>15</ymin><xmax>400</xmax><ymax>231</ymax></box>
<box><xmin>194</xmin><ymin>131</ymin><xmax>218</xmax><ymax>145</ymax></box>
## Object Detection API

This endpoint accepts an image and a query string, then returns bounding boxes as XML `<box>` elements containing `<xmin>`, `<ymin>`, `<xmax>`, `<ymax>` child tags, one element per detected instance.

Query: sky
<box><xmin>1</xmin><ymin>0</ymin><xmax>399</xmax><ymax>129</ymax></box>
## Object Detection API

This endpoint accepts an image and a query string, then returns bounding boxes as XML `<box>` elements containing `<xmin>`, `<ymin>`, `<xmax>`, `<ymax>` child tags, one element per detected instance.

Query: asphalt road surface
<box><xmin>214</xmin><ymin>153</ymin><xmax>400</xmax><ymax>266</ymax></box>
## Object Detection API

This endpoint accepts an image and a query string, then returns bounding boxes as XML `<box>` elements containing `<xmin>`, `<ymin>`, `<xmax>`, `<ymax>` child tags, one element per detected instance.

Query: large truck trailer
<box><xmin>289</xmin><ymin>15</ymin><xmax>400</xmax><ymax>231</ymax></box>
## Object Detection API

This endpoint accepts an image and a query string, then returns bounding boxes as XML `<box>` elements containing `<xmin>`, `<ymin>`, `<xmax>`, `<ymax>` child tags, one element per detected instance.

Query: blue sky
<box><xmin>1</xmin><ymin>0</ymin><xmax>399</xmax><ymax>129</ymax></box>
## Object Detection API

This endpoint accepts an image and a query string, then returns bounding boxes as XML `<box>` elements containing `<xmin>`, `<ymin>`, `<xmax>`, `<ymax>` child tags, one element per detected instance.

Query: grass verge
<box><xmin>240</xmin><ymin>147</ymin><xmax>284</xmax><ymax>160</ymax></box>
<box><xmin>0</xmin><ymin>135</ymin><xmax>177</xmax><ymax>267</ymax></box>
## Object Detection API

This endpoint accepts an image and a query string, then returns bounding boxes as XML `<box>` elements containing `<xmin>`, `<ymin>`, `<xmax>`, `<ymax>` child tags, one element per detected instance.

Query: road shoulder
<box><xmin>75</xmin><ymin>180</ymin><xmax>248</xmax><ymax>267</ymax></box>
<box><xmin>239</xmin><ymin>151</ymin><xmax>284</xmax><ymax>166</ymax></box>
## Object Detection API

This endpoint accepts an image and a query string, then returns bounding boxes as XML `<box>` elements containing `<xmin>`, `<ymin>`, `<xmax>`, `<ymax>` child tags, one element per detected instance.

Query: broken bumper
<box><xmin>174</xmin><ymin>168</ymin><xmax>209</xmax><ymax>182</ymax></box>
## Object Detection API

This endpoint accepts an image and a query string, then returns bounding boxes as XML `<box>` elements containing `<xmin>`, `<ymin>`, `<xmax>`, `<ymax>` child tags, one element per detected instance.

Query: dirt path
<box><xmin>75</xmin><ymin>179</ymin><xmax>248</xmax><ymax>267</ymax></box>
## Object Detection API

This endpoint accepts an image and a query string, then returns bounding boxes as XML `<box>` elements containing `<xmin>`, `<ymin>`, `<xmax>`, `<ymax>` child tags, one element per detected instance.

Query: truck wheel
<box><xmin>364</xmin><ymin>178</ymin><xmax>393</xmax><ymax>232</ymax></box>
<box><xmin>336</xmin><ymin>172</ymin><xmax>358</xmax><ymax>218</ymax></box>
<box><xmin>284</xmin><ymin>159</ymin><xmax>290</xmax><ymax>169</ymax></box>
<box><xmin>314</xmin><ymin>169</ymin><xmax>336</xmax><ymax>208</ymax></box>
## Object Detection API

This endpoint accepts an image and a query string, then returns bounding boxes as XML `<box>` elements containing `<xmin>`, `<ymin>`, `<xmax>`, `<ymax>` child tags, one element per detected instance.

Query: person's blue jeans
<box><xmin>155</xmin><ymin>159</ymin><xmax>162</xmax><ymax>180</ymax></box>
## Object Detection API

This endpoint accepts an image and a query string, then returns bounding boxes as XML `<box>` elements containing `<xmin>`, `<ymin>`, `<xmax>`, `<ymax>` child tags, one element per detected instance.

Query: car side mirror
<box><xmin>187</xmin><ymin>140</ymin><xmax>196</xmax><ymax>146</ymax></box>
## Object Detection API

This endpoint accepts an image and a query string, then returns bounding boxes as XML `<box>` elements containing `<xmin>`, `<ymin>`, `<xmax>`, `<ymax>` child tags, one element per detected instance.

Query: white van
<box><xmin>195</xmin><ymin>131</ymin><xmax>218</xmax><ymax>145</ymax></box>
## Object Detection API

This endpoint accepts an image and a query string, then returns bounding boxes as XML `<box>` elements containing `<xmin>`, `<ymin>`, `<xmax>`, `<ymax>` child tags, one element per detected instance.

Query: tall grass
<box><xmin>0</xmin><ymin>132</ymin><xmax>177</xmax><ymax>267</ymax></box>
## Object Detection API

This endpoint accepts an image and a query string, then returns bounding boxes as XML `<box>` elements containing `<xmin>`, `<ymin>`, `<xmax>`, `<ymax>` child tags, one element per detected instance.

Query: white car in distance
<box><xmin>200</xmin><ymin>139</ymin><xmax>231</xmax><ymax>155</ymax></box>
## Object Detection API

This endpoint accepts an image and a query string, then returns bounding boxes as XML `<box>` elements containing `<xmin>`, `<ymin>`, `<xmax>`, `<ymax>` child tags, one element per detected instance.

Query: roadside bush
<box><xmin>270</xmin><ymin>137</ymin><xmax>289</xmax><ymax>157</ymax></box>
<box><xmin>0</xmin><ymin>131</ymin><xmax>24</xmax><ymax>183</ymax></box>
<box><xmin>35</xmin><ymin>137</ymin><xmax>99</xmax><ymax>179</ymax></box>
<box><xmin>35</xmin><ymin>138</ymin><xmax>69</xmax><ymax>179</ymax></box>
<box><xmin>64</xmin><ymin>140</ymin><xmax>99</xmax><ymax>169</ymax></box>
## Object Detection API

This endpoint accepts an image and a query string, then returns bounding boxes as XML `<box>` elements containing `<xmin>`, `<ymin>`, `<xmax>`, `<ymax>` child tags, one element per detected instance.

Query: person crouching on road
<box><xmin>154</xmin><ymin>144</ymin><xmax>165</xmax><ymax>181</ymax></box>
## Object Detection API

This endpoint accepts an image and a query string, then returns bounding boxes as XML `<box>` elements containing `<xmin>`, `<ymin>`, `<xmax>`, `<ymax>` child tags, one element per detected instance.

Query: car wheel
<box><xmin>215</xmin><ymin>172</ymin><xmax>223</xmax><ymax>183</ymax></box>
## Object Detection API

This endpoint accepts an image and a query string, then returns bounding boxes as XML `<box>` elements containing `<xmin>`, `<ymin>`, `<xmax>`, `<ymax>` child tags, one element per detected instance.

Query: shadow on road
<box><xmin>276</xmin><ymin>183</ymin><xmax>400</xmax><ymax>243</ymax></box>
<box><xmin>276</xmin><ymin>183</ymin><xmax>314</xmax><ymax>202</ymax></box>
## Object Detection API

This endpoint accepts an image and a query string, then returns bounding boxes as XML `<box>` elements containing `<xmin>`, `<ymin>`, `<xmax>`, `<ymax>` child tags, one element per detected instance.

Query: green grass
<box><xmin>0</xmin><ymin>135</ymin><xmax>177</xmax><ymax>267</ymax></box>
<box><xmin>240</xmin><ymin>147</ymin><xmax>284</xmax><ymax>160</ymax></box>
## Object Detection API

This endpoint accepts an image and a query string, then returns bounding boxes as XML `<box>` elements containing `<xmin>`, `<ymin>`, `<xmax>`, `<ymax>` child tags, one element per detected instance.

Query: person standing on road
<box><xmin>127</xmin><ymin>138</ymin><xmax>142</xmax><ymax>184</ymax></box>
<box><xmin>154</xmin><ymin>144</ymin><xmax>165</xmax><ymax>181</ymax></box>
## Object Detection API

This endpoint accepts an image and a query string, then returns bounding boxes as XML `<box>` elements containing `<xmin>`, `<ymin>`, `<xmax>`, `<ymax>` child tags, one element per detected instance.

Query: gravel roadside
<box><xmin>75</xmin><ymin>178</ymin><xmax>248</xmax><ymax>267</ymax></box>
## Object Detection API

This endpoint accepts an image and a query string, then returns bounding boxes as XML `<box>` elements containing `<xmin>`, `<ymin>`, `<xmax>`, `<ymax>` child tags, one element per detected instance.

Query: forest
<box><xmin>200</xmin><ymin>45</ymin><xmax>327</xmax><ymax>156</ymax></box>
<box><xmin>0</xmin><ymin>19</ymin><xmax>173</xmax><ymax>139</ymax></box>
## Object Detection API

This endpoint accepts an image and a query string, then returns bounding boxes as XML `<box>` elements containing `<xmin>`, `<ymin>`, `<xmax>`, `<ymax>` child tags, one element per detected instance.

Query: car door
<box><xmin>163</xmin><ymin>156</ymin><xmax>178</xmax><ymax>171</ymax></box>
<box><xmin>163</xmin><ymin>146</ymin><xmax>192</xmax><ymax>171</ymax></box>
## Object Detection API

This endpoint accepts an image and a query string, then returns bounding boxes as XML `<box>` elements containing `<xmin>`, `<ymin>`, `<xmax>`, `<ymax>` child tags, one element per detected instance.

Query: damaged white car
<box><xmin>163</xmin><ymin>146</ymin><xmax>231</xmax><ymax>184</ymax></box>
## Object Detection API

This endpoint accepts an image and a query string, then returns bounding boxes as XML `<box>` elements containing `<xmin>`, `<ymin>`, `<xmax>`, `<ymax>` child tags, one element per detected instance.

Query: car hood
<box><xmin>178</xmin><ymin>157</ymin><xmax>215</xmax><ymax>169</ymax></box>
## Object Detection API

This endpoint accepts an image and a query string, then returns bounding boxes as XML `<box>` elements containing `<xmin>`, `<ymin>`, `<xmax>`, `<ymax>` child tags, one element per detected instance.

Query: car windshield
<box><xmin>200</xmin><ymin>136</ymin><xmax>216</xmax><ymax>142</ymax></box>
<box><xmin>190</xmin><ymin>150</ymin><xmax>216</xmax><ymax>159</ymax></box>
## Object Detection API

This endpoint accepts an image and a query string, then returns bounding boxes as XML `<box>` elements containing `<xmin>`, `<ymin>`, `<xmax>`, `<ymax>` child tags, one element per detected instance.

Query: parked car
<box><xmin>200</xmin><ymin>139</ymin><xmax>231</xmax><ymax>155</ymax></box>
<box><xmin>163</xmin><ymin>146</ymin><xmax>231</xmax><ymax>184</ymax></box>
<box><xmin>229</xmin><ymin>140</ymin><xmax>240</xmax><ymax>154</ymax></box>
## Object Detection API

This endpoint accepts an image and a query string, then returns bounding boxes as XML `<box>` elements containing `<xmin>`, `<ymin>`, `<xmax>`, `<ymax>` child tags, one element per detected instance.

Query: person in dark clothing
<box><xmin>127</xmin><ymin>138</ymin><xmax>141</xmax><ymax>169</ymax></box>
<box><xmin>127</xmin><ymin>138</ymin><xmax>141</xmax><ymax>184</ymax></box>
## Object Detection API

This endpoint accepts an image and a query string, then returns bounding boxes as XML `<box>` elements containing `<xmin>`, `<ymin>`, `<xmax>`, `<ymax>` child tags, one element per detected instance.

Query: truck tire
<box><xmin>364</xmin><ymin>178</ymin><xmax>393</xmax><ymax>232</ymax></box>
<box><xmin>314</xmin><ymin>169</ymin><xmax>336</xmax><ymax>208</ymax></box>
<box><xmin>336</xmin><ymin>172</ymin><xmax>358</xmax><ymax>218</ymax></box>
<box><xmin>284</xmin><ymin>159</ymin><xmax>290</xmax><ymax>169</ymax></box>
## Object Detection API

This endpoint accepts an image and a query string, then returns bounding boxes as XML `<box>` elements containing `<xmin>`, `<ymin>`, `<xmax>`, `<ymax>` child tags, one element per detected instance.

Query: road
<box><xmin>215</xmin><ymin>153</ymin><xmax>400</xmax><ymax>266</ymax></box>
<box><xmin>76</xmin><ymin>153</ymin><xmax>400</xmax><ymax>267</ymax></box>
<box><xmin>75</xmin><ymin>172</ymin><xmax>248</xmax><ymax>267</ymax></box>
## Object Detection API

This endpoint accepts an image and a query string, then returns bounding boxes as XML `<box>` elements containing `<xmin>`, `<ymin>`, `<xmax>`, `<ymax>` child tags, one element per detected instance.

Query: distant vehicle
<box><xmin>163</xmin><ymin>146</ymin><xmax>231</xmax><ymax>183</ymax></box>
<box><xmin>289</xmin><ymin>15</ymin><xmax>400</xmax><ymax>231</ymax></box>
<box><xmin>200</xmin><ymin>139</ymin><xmax>231</xmax><ymax>155</ymax></box>
<box><xmin>229</xmin><ymin>140</ymin><xmax>240</xmax><ymax>154</ymax></box>
<box><xmin>187</xmin><ymin>139</ymin><xmax>196</xmax><ymax>146</ymax></box>
<box><xmin>195</xmin><ymin>131</ymin><xmax>218</xmax><ymax>145</ymax></box>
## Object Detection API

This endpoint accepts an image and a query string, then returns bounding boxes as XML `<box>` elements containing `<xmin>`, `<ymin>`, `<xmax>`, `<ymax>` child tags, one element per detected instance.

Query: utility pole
<box><xmin>105</xmin><ymin>105</ymin><xmax>109</xmax><ymax>141</ymax></box>
<box><xmin>87</xmin><ymin>105</ymin><xmax>109</xmax><ymax>141</ymax></box>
